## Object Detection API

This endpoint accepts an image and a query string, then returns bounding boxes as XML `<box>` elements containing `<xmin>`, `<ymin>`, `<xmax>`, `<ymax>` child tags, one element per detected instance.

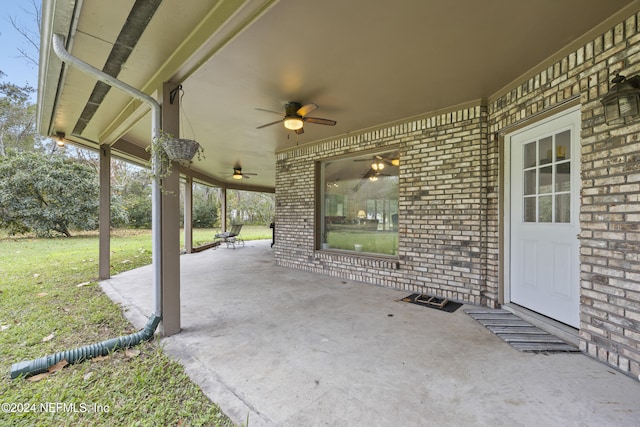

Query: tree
<box><xmin>0</xmin><ymin>152</ymin><xmax>99</xmax><ymax>236</ymax></box>
<box><xmin>227</xmin><ymin>190</ymin><xmax>274</xmax><ymax>225</ymax></box>
<box><xmin>121</xmin><ymin>167</ymin><xmax>152</xmax><ymax>228</ymax></box>
<box><xmin>0</xmin><ymin>74</ymin><xmax>45</xmax><ymax>155</ymax></box>
<box><xmin>191</xmin><ymin>184</ymin><xmax>219</xmax><ymax>228</ymax></box>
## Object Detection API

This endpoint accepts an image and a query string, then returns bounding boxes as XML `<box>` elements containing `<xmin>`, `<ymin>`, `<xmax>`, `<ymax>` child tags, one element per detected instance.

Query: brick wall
<box><xmin>275</xmin><ymin>11</ymin><xmax>640</xmax><ymax>379</ymax></box>
<box><xmin>489</xmin><ymin>13</ymin><xmax>640</xmax><ymax>378</ymax></box>
<box><xmin>275</xmin><ymin>105</ymin><xmax>498</xmax><ymax>307</ymax></box>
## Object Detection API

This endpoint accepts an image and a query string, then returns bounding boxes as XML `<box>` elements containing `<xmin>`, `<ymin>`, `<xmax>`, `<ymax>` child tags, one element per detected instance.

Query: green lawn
<box><xmin>0</xmin><ymin>227</ymin><xmax>270</xmax><ymax>426</ymax></box>
<box><xmin>190</xmin><ymin>225</ymin><xmax>272</xmax><ymax>247</ymax></box>
<box><xmin>326</xmin><ymin>230</ymin><xmax>398</xmax><ymax>255</ymax></box>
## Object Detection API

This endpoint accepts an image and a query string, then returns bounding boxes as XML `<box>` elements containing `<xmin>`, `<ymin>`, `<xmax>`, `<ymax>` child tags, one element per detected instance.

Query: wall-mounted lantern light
<box><xmin>601</xmin><ymin>72</ymin><xmax>640</xmax><ymax>123</ymax></box>
<box><xmin>55</xmin><ymin>132</ymin><xmax>66</xmax><ymax>147</ymax></box>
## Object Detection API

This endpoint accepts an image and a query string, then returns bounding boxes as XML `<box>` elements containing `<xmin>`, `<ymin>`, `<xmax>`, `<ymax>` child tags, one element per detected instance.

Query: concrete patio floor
<box><xmin>101</xmin><ymin>240</ymin><xmax>640</xmax><ymax>426</ymax></box>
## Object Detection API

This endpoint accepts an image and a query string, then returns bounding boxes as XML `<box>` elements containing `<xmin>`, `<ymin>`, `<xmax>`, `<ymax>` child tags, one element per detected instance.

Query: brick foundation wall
<box><xmin>275</xmin><ymin>10</ymin><xmax>640</xmax><ymax>379</ymax></box>
<box><xmin>489</xmin><ymin>13</ymin><xmax>640</xmax><ymax>378</ymax></box>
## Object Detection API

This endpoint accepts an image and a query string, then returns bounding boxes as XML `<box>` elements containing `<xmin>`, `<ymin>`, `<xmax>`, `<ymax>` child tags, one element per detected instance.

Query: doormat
<box><xmin>401</xmin><ymin>293</ymin><xmax>463</xmax><ymax>313</ymax></box>
<box><xmin>465</xmin><ymin>309</ymin><xmax>580</xmax><ymax>353</ymax></box>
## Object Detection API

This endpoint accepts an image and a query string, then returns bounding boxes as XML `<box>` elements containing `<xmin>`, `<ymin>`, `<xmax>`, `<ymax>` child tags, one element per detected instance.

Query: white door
<box><xmin>509</xmin><ymin>107</ymin><xmax>581</xmax><ymax>328</ymax></box>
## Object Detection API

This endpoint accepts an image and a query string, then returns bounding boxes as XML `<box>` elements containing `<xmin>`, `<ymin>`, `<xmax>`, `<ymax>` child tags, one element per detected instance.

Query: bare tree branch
<box><xmin>8</xmin><ymin>0</ymin><xmax>41</xmax><ymax>67</ymax></box>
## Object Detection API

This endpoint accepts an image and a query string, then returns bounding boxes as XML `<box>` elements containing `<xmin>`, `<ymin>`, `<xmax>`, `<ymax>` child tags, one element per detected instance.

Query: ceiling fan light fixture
<box><xmin>371</xmin><ymin>161</ymin><xmax>385</xmax><ymax>171</ymax></box>
<box><xmin>283</xmin><ymin>116</ymin><xmax>304</xmax><ymax>130</ymax></box>
<box><xmin>232</xmin><ymin>168</ymin><xmax>243</xmax><ymax>179</ymax></box>
<box><xmin>391</xmin><ymin>158</ymin><xmax>400</xmax><ymax>166</ymax></box>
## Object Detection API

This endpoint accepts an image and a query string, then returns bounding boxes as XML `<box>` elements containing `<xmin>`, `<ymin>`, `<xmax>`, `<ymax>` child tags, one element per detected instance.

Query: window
<box><xmin>320</xmin><ymin>149</ymin><xmax>399</xmax><ymax>255</ymax></box>
<box><xmin>522</xmin><ymin>130</ymin><xmax>572</xmax><ymax>223</ymax></box>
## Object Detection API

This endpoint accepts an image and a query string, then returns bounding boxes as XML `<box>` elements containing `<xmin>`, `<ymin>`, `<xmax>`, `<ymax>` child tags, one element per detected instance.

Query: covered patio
<box><xmin>101</xmin><ymin>240</ymin><xmax>640</xmax><ymax>426</ymax></box>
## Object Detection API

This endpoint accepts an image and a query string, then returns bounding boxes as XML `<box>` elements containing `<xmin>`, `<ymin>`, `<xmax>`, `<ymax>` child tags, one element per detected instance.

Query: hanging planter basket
<box><xmin>162</xmin><ymin>137</ymin><xmax>201</xmax><ymax>162</ymax></box>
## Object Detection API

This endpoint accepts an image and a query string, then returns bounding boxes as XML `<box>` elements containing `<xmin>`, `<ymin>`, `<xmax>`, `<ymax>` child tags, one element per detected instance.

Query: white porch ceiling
<box><xmin>40</xmin><ymin>0</ymin><xmax>637</xmax><ymax>190</ymax></box>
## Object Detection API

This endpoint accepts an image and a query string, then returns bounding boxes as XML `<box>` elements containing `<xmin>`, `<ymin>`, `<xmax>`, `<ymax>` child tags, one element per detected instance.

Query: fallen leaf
<box><xmin>84</xmin><ymin>371</ymin><xmax>94</xmax><ymax>381</ymax></box>
<box><xmin>121</xmin><ymin>259</ymin><xmax>131</xmax><ymax>264</ymax></box>
<box><xmin>91</xmin><ymin>355</ymin><xmax>110</xmax><ymax>362</ymax></box>
<box><xmin>28</xmin><ymin>372</ymin><xmax>50</xmax><ymax>382</ymax></box>
<box><xmin>42</xmin><ymin>333</ymin><xmax>55</xmax><ymax>342</ymax></box>
<box><xmin>76</xmin><ymin>282</ymin><xmax>91</xmax><ymax>287</ymax></box>
<box><xmin>36</xmin><ymin>292</ymin><xmax>48</xmax><ymax>297</ymax></box>
<box><xmin>125</xmin><ymin>348</ymin><xmax>141</xmax><ymax>358</ymax></box>
<box><xmin>0</xmin><ymin>325</ymin><xmax>9</xmax><ymax>331</ymax></box>
<box><xmin>48</xmin><ymin>359</ymin><xmax>68</xmax><ymax>373</ymax></box>
<box><xmin>33</xmin><ymin>273</ymin><xmax>40</xmax><ymax>278</ymax></box>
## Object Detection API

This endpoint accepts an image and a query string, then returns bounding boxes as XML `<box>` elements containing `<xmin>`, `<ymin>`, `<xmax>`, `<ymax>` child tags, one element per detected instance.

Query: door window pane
<box><xmin>539</xmin><ymin>136</ymin><xmax>552</xmax><ymax>165</ymax></box>
<box><xmin>538</xmin><ymin>195</ymin><xmax>552</xmax><ymax>222</ymax></box>
<box><xmin>539</xmin><ymin>166</ymin><xmax>552</xmax><ymax>194</ymax></box>
<box><xmin>555</xmin><ymin>130</ymin><xmax>571</xmax><ymax>160</ymax></box>
<box><xmin>524</xmin><ymin>142</ymin><xmax>536</xmax><ymax>168</ymax></box>
<box><xmin>555</xmin><ymin>194</ymin><xmax>571</xmax><ymax>223</ymax></box>
<box><xmin>524</xmin><ymin>170</ymin><xmax>536</xmax><ymax>195</ymax></box>
<box><xmin>555</xmin><ymin>162</ymin><xmax>571</xmax><ymax>192</ymax></box>
<box><xmin>524</xmin><ymin>197</ymin><xmax>536</xmax><ymax>222</ymax></box>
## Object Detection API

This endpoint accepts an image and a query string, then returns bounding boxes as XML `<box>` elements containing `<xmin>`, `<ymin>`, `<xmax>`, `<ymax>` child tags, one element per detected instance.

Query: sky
<box><xmin>0</xmin><ymin>0</ymin><xmax>40</xmax><ymax>91</ymax></box>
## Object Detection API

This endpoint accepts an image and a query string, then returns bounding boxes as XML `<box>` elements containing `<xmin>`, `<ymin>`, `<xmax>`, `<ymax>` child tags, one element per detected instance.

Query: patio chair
<box><xmin>214</xmin><ymin>224</ymin><xmax>245</xmax><ymax>249</ymax></box>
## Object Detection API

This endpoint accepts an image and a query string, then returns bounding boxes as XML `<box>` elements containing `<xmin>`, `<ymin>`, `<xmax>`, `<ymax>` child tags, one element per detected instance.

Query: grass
<box><xmin>0</xmin><ymin>226</ymin><xmax>269</xmax><ymax>426</ymax></box>
<box><xmin>327</xmin><ymin>230</ymin><xmax>398</xmax><ymax>255</ymax></box>
<box><xmin>190</xmin><ymin>225</ymin><xmax>272</xmax><ymax>247</ymax></box>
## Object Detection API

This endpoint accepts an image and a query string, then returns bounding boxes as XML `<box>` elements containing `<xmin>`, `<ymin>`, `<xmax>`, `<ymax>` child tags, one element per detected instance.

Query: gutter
<box><xmin>10</xmin><ymin>33</ymin><xmax>164</xmax><ymax>378</ymax></box>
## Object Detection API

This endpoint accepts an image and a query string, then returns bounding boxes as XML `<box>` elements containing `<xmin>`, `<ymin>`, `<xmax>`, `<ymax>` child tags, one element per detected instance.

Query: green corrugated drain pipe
<box><xmin>10</xmin><ymin>314</ymin><xmax>161</xmax><ymax>379</ymax></box>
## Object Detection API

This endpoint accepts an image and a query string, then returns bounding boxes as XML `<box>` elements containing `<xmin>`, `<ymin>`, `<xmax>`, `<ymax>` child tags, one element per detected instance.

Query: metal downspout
<box><xmin>51</xmin><ymin>33</ymin><xmax>163</xmax><ymax>318</ymax></box>
<box><xmin>9</xmin><ymin>34</ymin><xmax>164</xmax><ymax>379</ymax></box>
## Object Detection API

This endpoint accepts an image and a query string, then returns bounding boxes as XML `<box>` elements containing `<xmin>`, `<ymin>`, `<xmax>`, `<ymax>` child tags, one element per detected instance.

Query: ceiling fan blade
<box><xmin>360</xmin><ymin>168</ymin><xmax>376</xmax><ymax>181</ymax></box>
<box><xmin>295</xmin><ymin>127</ymin><xmax>304</xmax><ymax>135</ymax></box>
<box><xmin>256</xmin><ymin>119</ymin><xmax>283</xmax><ymax>129</ymax></box>
<box><xmin>296</xmin><ymin>103</ymin><xmax>318</xmax><ymax>117</ymax></box>
<box><xmin>244</xmin><ymin>172</ymin><xmax>258</xmax><ymax>176</ymax></box>
<box><xmin>255</xmin><ymin>108</ymin><xmax>283</xmax><ymax>115</ymax></box>
<box><xmin>304</xmin><ymin>116</ymin><xmax>336</xmax><ymax>126</ymax></box>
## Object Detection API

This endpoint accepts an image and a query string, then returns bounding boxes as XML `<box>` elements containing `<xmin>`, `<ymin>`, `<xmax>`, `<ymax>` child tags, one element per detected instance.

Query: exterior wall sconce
<box><xmin>601</xmin><ymin>71</ymin><xmax>640</xmax><ymax>123</ymax></box>
<box><xmin>357</xmin><ymin>210</ymin><xmax>366</xmax><ymax>219</ymax></box>
<box><xmin>55</xmin><ymin>132</ymin><xmax>66</xmax><ymax>147</ymax></box>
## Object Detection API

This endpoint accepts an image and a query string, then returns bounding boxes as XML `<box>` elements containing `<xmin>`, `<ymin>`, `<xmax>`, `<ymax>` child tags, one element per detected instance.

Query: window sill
<box><xmin>315</xmin><ymin>248</ymin><xmax>400</xmax><ymax>270</ymax></box>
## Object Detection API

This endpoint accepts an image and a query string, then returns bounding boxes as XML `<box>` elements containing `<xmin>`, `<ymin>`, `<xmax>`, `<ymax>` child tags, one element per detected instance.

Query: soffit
<box><xmin>44</xmin><ymin>0</ymin><xmax>636</xmax><ymax>189</ymax></box>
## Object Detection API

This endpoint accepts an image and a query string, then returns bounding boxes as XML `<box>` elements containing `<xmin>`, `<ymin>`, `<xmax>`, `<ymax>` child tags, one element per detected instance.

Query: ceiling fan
<box><xmin>354</xmin><ymin>154</ymin><xmax>400</xmax><ymax>170</ymax></box>
<box><xmin>231</xmin><ymin>167</ymin><xmax>257</xmax><ymax>180</ymax></box>
<box><xmin>256</xmin><ymin>102</ymin><xmax>336</xmax><ymax>135</ymax></box>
